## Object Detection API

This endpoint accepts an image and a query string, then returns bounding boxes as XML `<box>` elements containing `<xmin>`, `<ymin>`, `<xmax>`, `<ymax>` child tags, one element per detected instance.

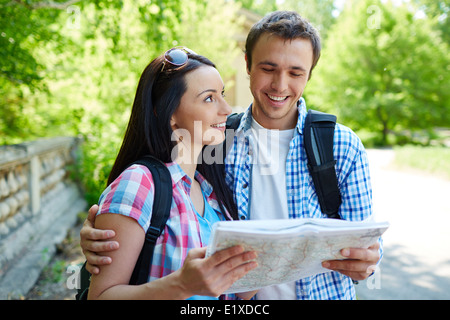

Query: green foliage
<box><xmin>1</xmin><ymin>0</ymin><xmax>242</xmax><ymax>203</ymax></box>
<box><xmin>2</xmin><ymin>0</ymin><xmax>448</xmax><ymax>203</ymax></box>
<box><xmin>307</xmin><ymin>0</ymin><xmax>450</xmax><ymax>145</ymax></box>
<box><xmin>393</xmin><ymin>145</ymin><xmax>450</xmax><ymax>180</ymax></box>
<box><xmin>236</xmin><ymin>0</ymin><xmax>336</xmax><ymax>38</ymax></box>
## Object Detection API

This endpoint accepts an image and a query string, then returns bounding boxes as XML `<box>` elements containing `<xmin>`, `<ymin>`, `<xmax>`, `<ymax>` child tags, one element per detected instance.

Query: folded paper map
<box><xmin>205</xmin><ymin>218</ymin><xmax>389</xmax><ymax>293</ymax></box>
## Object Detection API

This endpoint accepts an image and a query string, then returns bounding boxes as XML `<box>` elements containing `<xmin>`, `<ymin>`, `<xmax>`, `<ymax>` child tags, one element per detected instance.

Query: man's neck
<box><xmin>251</xmin><ymin>104</ymin><xmax>298</xmax><ymax>130</ymax></box>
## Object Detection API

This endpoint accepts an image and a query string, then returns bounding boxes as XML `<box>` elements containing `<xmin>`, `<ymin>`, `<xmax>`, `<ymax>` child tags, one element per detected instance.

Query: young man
<box><xmin>80</xmin><ymin>11</ymin><xmax>381</xmax><ymax>300</ymax></box>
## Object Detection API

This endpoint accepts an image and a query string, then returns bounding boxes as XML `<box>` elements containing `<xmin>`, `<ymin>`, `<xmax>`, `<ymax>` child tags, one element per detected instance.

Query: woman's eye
<box><xmin>205</xmin><ymin>95</ymin><xmax>214</xmax><ymax>102</ymax></box>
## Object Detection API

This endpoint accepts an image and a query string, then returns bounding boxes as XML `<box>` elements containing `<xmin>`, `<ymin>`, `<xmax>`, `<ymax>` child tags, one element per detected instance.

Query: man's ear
<box><xmin>245</xmin><ymin>53</ymin><xmax>250</xmax><ymax>75</ymax></box>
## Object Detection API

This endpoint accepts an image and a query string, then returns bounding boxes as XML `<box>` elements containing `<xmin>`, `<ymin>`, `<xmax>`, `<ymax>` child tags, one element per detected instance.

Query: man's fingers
<box><xmin>82</xmin><ymin>239</ymin><xmax>119</xmax><ymax>253</ymax></box>
<box><xmin>81</xmin><ymin>204</ymin><xmax>116</xmax><ymax>242</ymax></box>
<box><xmin>334</xmin><ymin>264</ymin><xmax>378</xmax><ymax>281</ymax></box>
<box><xmin>85</xmin><ymin>249</ymin><xmax>112</xmax><ymax>265</ymax></box>
<box><xmin>80</xmin><ymin>223</ymin><xmax>116</xmax><ymax>242</ymax></box>
<box><xmin>85</xmin><ymin>261</ymin><xmax>102</xmax><ymax>275</ymax></box>
<box><xmin>341</xmin><ymin>244</ymin><xmax>380</xmax><ymax>262</ymax></box>
<box><xmin>87</xmin><ymin>204</ymin><xmax>99</xmax><ymax>222</ymax></box>
<box><xmin>321</xmin><ymin>243</ymin><xmax>380</xmax><ymax>281</ymax></box>
<box><xmin>323</xmin><ymin>259</ymin><xmax>372</xmax><ymax>272</ymax></box>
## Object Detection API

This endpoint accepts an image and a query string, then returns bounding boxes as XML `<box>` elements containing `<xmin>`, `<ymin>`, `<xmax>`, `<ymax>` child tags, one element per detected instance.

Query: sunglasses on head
<box><xmin>161</xmin><ymin>47</ymin><xmax>197</xmax><ymax>72</ymax></box>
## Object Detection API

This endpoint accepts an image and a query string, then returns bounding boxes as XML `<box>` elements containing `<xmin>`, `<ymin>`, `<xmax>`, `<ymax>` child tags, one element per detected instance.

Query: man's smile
<box><xmin>267</xmin><ymin>94</ymin><xmax>289</xmax><ymax>102</ymax></box>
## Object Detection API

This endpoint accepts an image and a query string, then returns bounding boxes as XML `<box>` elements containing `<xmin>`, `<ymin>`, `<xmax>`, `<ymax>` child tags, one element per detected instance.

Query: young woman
<box><xmin>87</xmin><ymin>48</ymin><xmax>257</xmax><ymax>300</ymax></box>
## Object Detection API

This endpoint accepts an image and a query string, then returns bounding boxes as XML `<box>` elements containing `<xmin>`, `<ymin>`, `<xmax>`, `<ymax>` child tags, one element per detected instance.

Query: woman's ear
<box><xmin>170</xmin><ymin>116</ymin><xmax>178</xmax><ymax>131</ymax></box>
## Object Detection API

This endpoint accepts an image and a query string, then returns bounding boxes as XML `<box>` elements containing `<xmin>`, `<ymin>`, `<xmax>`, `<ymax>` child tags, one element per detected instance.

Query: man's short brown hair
<box><xmin>245</xmin><ymin>11</ymin><xmax>321</xmax><ymax>79</ymax></box>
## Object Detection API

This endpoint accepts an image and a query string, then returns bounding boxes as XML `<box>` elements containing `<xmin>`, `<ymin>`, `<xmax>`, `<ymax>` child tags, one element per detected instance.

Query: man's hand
<box><xmin>322</xmin><ymin>242</ymin><xmax>380</xmax><ymax>281</ymax></box>
<box><xmin>80</xmin><ymin>204</ymin><xmax>118</xmax><ymax>274</ymax></box>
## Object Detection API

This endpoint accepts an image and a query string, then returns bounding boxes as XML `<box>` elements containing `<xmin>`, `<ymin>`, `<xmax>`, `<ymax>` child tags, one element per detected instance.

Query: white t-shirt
<box><xmin>249</xmin><ymin>118</ymin><xmax>297</xmax><ymax>300</ymax></box>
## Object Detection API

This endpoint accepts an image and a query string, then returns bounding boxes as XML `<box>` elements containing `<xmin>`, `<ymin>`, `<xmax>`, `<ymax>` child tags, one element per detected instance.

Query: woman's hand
<box><xmin>176</xmin><ymin>246</ymin><xmax>258</xmax><ymax>298</ymax></box>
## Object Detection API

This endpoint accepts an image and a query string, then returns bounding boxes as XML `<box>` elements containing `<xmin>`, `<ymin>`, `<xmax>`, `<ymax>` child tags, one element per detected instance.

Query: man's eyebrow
<box><xmin>258</xmin><ymin>61</ymin><xmax>307</xmax><ymax>72</ymax></box>
<box><xmin>291</xmin><ymin>65</ymin><xmax>308</xmax><ymax>72</ymax></box>
<box><xmin>258</xmin><ymin>61</ymin><xmax>277</xmax><ymax>67</ymax></box>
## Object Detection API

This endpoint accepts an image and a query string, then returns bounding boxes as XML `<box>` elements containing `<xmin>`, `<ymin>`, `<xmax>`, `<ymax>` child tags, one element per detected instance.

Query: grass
<box><xmin>392</xmin><ymin>145</ymin><xmax>450</xmax><ymax>180</ymax></box>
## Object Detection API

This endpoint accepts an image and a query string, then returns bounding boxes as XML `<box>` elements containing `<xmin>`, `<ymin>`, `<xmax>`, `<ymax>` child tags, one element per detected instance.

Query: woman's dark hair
<box><xmin>108</xmin><ymin>51</ymin><xmax>238</xmax><ymax>220</ymax></box>
<box><xmin>245</xmin><ymin>10</ymin><xmax>321</xmax><ymax>79</ymax></box>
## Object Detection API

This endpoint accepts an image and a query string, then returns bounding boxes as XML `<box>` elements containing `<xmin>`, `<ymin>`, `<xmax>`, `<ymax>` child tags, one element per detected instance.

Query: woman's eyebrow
<box><xmin>197</xmin><ymin>89</ymin><xmax>217</xmax><ymax>97</ymax></box>
<box><xmin>197</xmin><ymin>85</ymin><xmax>225</xmax><ymax>97</ymax></box>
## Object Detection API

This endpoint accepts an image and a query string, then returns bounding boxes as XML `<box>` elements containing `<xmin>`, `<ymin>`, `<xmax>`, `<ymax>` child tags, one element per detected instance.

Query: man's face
<box><xmin>247</xmin><ymin>33</ymin><xmax>313</xmax><ymax>130</ymax></box>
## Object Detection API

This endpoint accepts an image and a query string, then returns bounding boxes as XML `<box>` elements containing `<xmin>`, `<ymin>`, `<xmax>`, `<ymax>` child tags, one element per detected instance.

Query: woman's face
<box><xmin>171</xmin><ymin>65</ymin><xmax>231</xmax><ymax>148</ymax></box>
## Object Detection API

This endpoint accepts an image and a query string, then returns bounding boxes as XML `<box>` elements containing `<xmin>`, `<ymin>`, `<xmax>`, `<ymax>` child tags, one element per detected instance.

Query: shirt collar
<box><xmin>237</xmin><ymin>97</ymin><xmax>308</xmax><ymax>136</ymax></box>
<box><xmin>166</xmin><ymin>161</ymin><xmax>213</xmax><ymax>197</ymax></box>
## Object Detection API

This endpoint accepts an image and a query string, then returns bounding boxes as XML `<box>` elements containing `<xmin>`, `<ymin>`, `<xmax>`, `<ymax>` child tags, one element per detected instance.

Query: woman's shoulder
<box><xmin>119</xmin><ymin>163</ymin><xmax>155</xmax><ymax>185</ymax></box>
<box><xmin>97</xmin><ymin>164</ymin><xmax>157</xmax><ymax>231</ymax></box>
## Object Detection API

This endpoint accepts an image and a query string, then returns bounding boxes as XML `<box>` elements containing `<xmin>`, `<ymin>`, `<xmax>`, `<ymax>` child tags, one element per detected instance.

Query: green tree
<box><xmin>235</xmin><ymin>0</ymin><xmax>336</xmax><ymax>38</ymax></box>
<box><xmin>276</xmin><ymin>0</ymin><xmax>336</xmax><ymax>38</ymax></box>
<box><xmin>413</xmin><ymin>0</ymin><xmax>449</xmax><ymax>44</ymax></box>
<box><xmin>307</xmin><ymin>0</ymin><xmax>450</xmax><ymax>145</ymax></box>
<box><xmin>1</xmin><ymin>0</ymin><xmax>243</xmax><ymax>203</ymax></box>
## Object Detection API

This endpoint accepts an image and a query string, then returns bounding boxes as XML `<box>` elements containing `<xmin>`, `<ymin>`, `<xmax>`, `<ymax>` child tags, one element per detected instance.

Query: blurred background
<box><xmin>0</xmin><ymin>0</ymin><xmax>449</xmax><ymax>300</ymax></box>
<box><xmin>1</xmin><ymin>0</ymin><xmax>449</xmax><ymax>202</ymax></box>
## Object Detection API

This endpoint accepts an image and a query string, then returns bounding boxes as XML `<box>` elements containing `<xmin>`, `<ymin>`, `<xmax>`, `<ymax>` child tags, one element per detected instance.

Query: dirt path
<box><xmin>25</xmin><ymin>223</ymin><xmax>84</xmax><ymax>300</ymax></box>
<box><xmin>356</xmin><ymin>149</ymin><xmax>450</xmax><ymax>299</ymax></box>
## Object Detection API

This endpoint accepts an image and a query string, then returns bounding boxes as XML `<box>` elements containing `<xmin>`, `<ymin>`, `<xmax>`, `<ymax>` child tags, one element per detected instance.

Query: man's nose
<box><xmin>271</xmin><ymin>73</ymin><xmax>288</xmax><ymax>93</ymax></box>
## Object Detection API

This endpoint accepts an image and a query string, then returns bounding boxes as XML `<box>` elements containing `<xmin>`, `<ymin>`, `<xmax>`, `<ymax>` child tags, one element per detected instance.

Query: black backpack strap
<box><xmin>224</xmin><ymin>112</ymin><xmax>244</xmax><ymax>157</ymax></box>
<box><xmin>226</xmin><ymin>112</ymin><xmax>244</xmax><ymax>131</ymax></box>
<box><xmin>129</xmin><ymin>155</ymin><xmax>173</xmax><ymax>285</ymax></box>
<box><xmin>75</xmin><ymin>261</ymin><xmax>91</xmax><ymax>300</ymax></box>
<box><xmin>303</xmin><ymin>110</ymin><xmax>342</xmax><ymax>219</ymax></box>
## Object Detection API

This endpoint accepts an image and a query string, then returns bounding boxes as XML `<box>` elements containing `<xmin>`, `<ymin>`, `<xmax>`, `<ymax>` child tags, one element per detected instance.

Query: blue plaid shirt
<box><xmin>225</xmin><ymin>98</ymin><xmax>379</xmax><ymax>300</ymax></box>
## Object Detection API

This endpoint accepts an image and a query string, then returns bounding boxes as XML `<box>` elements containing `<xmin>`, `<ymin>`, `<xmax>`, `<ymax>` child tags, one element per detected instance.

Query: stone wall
<box><xmin>0</xmin><ymin>137</ymin><xmax>87</xmax><ymax>299</ymax></box>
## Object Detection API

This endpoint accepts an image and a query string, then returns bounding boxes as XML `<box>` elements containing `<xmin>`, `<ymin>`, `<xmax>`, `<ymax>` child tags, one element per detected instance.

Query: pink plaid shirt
<box><xmin>97</xmin><ymin>161</ymin><xmax>232</xmax><ymax>289</ymax></box>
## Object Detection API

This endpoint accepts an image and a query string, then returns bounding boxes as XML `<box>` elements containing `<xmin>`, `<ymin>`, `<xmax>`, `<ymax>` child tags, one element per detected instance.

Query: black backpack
<box><xmin>225</xmin><ymin>109</ymin><xmax>341</xmax><ymax>219</ymax></box>
<box><xmin>76</xmin><ymin>155</ymin><xmax>172</xmax><ymax>300</ymax></box>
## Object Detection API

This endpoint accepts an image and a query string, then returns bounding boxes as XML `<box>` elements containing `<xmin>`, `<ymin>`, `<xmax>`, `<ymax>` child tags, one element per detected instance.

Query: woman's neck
<box><xmin>173</xmin><ymin>142</ymin><xmax>202</xmax><ymax>182</ymax></box>
<box><xmin>177</xmin><ymin>161</ymin><xmax>197</xmax><ymax>182</ymax></box>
